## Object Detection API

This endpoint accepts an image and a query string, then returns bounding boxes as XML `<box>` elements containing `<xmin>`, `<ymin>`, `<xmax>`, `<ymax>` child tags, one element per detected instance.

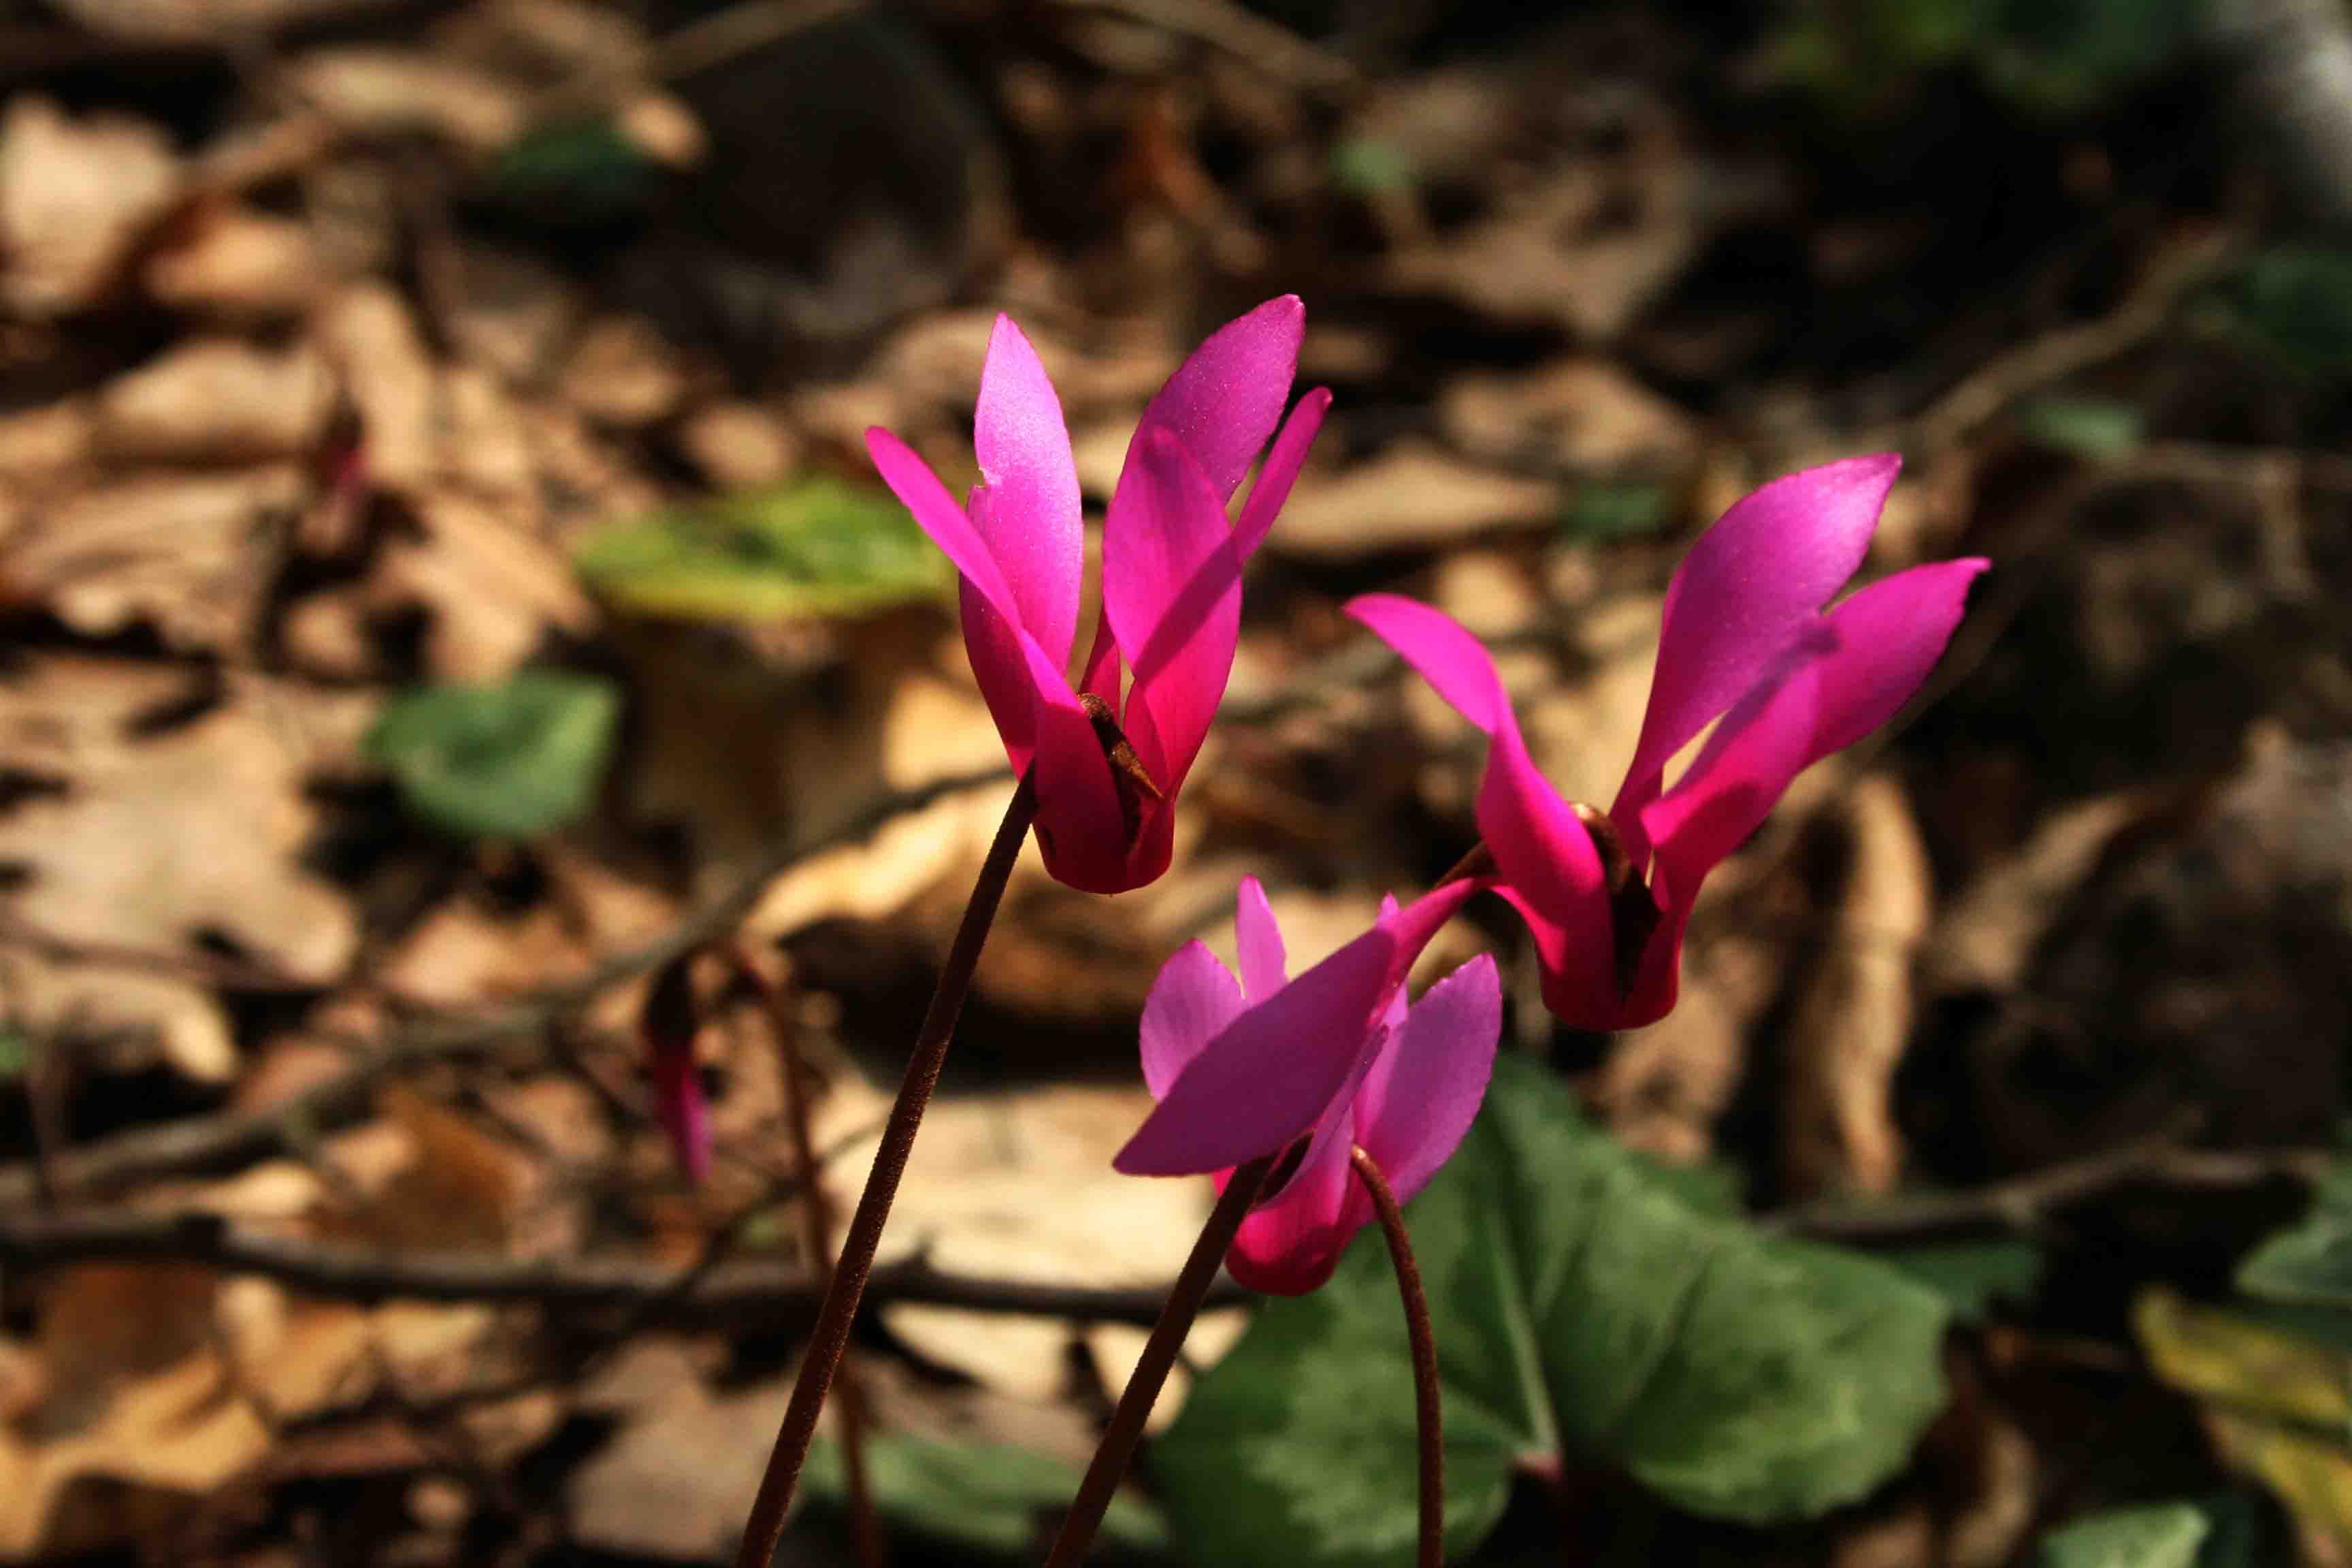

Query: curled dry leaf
<box><xmin>1778</xmin><ymin>774</ymin><xmax>1934</xmax><ymax>1200</ymax></box>
<box><xmin>0</xmin><ymin>97</ymin><xmax>180</xmax><ymax>317</ymax></box>
<box><xmin>315</xmin><ymin>281</ymin><xmax>436</xmax><ymax>494</ymax></box>
<box><xmin>369</xmin><ymin>495</ymin><xmax>597</xmax><ymax>682</ymax></box>
<box><xmin>1439</xmin><ymin>358</ymin><xmax>1700</xmax><ymax>474</ymax></box>
<box><xmin>0</xmin><ymin>657</ymin><xmax>359</xmax><ymax>991</ymax></box>
<box><xmin>1</xmin><ymin>466</ymin><xmax>303</xmax><ymax>652</ymax></box>
<box><xmin>560</xmin><ymin>316</ymin><xmax>687</xmax><ymax>429</ymax></box>
<box><xmin>1269</xmin><ymin>439</ymin><xmax>1558</xmax><ymax>558</ymax></box>
<box><xmin>142</xmin><ymin>208</ymin><xmax>322</xmax><ymax>318</ymax></box>
<box><xmin>94</xmin><ymin>339</ymin><xmax>331</xmax><ymax>465</ymax></box>
<box><xmin>289</xmin><ymin>49</ymin><xmax>527</xmax><ymax>152</ymax></box>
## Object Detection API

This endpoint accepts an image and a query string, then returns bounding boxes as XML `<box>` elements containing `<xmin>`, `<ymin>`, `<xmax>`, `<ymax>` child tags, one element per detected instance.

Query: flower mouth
<box><xmin>1080</xmin><ymin>692</ymin><xmax>1163</xmax><ymax>847</ymax></box>
<box><xmin>1572</xmin><ymin>804</ymin><xmax>1663</xmax><ymax>1001</ymax></box>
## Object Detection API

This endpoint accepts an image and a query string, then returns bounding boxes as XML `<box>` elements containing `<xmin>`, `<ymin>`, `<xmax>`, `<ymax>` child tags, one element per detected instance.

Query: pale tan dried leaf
<box><xmin>1268</xmin><ymin>440</ymin><xmax>1557</xmax><ymax>557</ymax></box>
<box><xmin>142</xmin><ymin>208</ymin><xmax>321</xmax><ymax>316</ymax></box>
<box><xmin>561</xmin><ymin>315</ymin><xmax>686</xmax><ymax>428</ymax></box>
<box><xmin>1440</xmin><ymin>359</ymin><xmax>1699</xmax><ymax>473</ymax></box>
<box><xmin>438</xmin><ymin>363</ymin><xmax>535</xmax><ymax>500</ymax></box>
<box><xmin>1926</xmin><ymin>791</ymin><xmax>2148</xmax><ymax>994</ymax></box>
<box><xmin>316</xmin><ymin>281</ymin><xmax>435</xmax><ymax>493</ymax></box>
<box><xmin>567</xmin><ymin>1352</ymin><xmax>792</xmax><ymax>1561</ymax></box>
<box><xmin>0</xmin><ymin>400</ymin><xmax>93</xmax><ymax>480</ymax></box>
<box><xmin>618</xmin><ymin>92</ymin><xmax>706</xmax><ymax>168</ymax></box>
<box><xmin>0</xmin><ymin>1351</ymin><xmax>270</xmax><ymax>1559</ymax></box>
<box><xmin>0</xmin><ymin>97</ymin><xmax>180</xmax><ymax>316</ymax></box>
<box><xmin>0</xmin><ymin>659</ymin><xmax>359</xmax><ymax>984</ymax></box>
<box><xmin>1085</xmin><ymin>1314</ymin><xmax>1247</xmax><ymax>1434</ymax></box>
<box><xmin>368</xmin><ymin>494</ymin><xmax>596</xmax><ymax>682</ymax></box>
<box><xmin>675</xmin><ymin>400</ymin><xmax>798</xmax><ymax>489</ymax></box>
<box><xmin>1778</xmin><ymin>775</ymin><xmax>1933</xmax><ymax>1199</ymax></box>
<box><xmin>289</xmin><ymin>49</ymin><xmax>527</xmax><ymax>151</ymax></box>
<box><xmin>3</xmin><ymin>467</ymin><xmax>300</xmax><ymax>651</ymax></box>
<box><xmin>95</xmin><ymin>338</ymin><xmax>330</xmax><ymax>463</ymax></box>
<box><xmin>52</xmin><ymin>0</ymin><xmax>388</xmax><ymax>42</ymax></box>
<box><xmin>0</xmin><ymin>949</ymin><xmax>235</xmax><ymax>1082</ymax></box>
<box><xmin>812</xmin><ymin>1078</ymin><xmax>1210</xmax><ymax>1404</ymax></box>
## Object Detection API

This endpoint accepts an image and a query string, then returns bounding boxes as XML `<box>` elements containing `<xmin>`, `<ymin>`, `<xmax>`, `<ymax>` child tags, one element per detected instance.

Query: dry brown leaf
<box><xmin>316</xmin><ymin>281</ymin><xmax>436</xmax><ymax>493</ymax></box>
<box><xmin>0</xmin><ymin>97</ymin><xmax>180</xmax><ymax>316</ymax></box>
<box><xmin>142</xmin><ymin>207</ymin><xmax>322</xmax><ymax>317</ymax></box>
<box><xmin>569</xmin><ymin>1347</ymin><xmax>794</xmax><ymax>1561</ymax></box>
<box><xmin>52</xmin><ymin>0</ymin><xmax>381</xmax><ymax>42</ymax></box>
<box><xmin>289</xmin><ymin>49</ymin><xmax>527</xmax><ymax>152</ymax></box>
<box><xmin>0</xmin><ymin>658</ymin><xmax>358</xmax><ymax>987</ymax></box>
<box><xmin>0</xmin><ymin>1350</ymin><xmax>271</xmax><ymax>1559</ymax></box>
<box><xmin>675</xmin><ymin>400</ymin><xmax>798</xmax><ymax>489</ymax></box>
<box><xmin>1269</xmin><ymin>440</ymin><xmax>1557</xmax><ymax>557</ymax></box>
<box><xmin>0</xmin><ymin>949</ymin><xmax>235</xmax><ymax>1082</ymax></box>
<box><xmin>1925</xmin><ymin>790</ymin><xmax>2148</xmax><ymax>995</ymax></box>
<box><xmin>0</xmin><ymin>401</ymin><xmax>93</xmax><ymax>482</ymax></box>
<box><xmin>368</xmin><ymin>494</ymin><xmax>596</xmax><ymax>682</ymax></box>
<box><xmin>561</xmin><ymin>316</ymin><xmax>687</xmax><ymax>429</ymax></box>
<box><xmin>1778</xmin><ymin>774</ymin><xmax>1933</xmax><ymax>1200</ymax></box>
<box><xmin>1440</xmin><ymin>359</ymin><xmax>1699</xmax><ymax>474</ymax></box>
<box><xmin>94</xmin><ymin>339</ymin><xmax>330</xmax><ymax>464</ymax></box>
<box><xmin>813</xmin><ymin>1078</ymin><xmax>1209</xmax><ymax>1404</ymax></box>
<box><xmin>2</xmin><ymin>466</ymin><xmax>299</xmax><ymax>650</ymax></box>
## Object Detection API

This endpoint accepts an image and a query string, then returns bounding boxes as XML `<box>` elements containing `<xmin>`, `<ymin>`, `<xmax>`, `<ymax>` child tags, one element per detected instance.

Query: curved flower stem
<box><xmin>730</xmin><ymin>947</ymin><xmax>883</xmax><ymax>1568</ymax></box>
<box><xmin>734</xmin><ymin>770</ymin><xmax>1039</xmax><ymax>1568</ymax></box>
<box><xmin>1350</xmin><ymin>1144</ymin><xmax>1442</xmax><ymax>1568</ymax></box>
<box><xmin>1042</xmin><ymin>1154</ymin><xmax>1276</xmax><ymax>1568</ymax></box>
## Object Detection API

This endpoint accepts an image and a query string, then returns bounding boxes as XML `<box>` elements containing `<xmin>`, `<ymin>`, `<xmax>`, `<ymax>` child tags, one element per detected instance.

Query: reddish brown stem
<box><xmin>1041</xmin><ymin>1154</ymin><xmax>1275</xmax><ymax>1568</ymax></box>
<box><xmin>731</xmin><ymin>947</ymin><xmax>883</xmax><ymax>1568</ymax></box>
<box><xmin>734</xmin><ymin>772</ymin><xmax>1038</xmax><ymax>1568</ymax></box>
<box><xmin>1352</xmin><ymin>1144</ymin><xmax>1443</xmax><ymax>1568</ymax></box>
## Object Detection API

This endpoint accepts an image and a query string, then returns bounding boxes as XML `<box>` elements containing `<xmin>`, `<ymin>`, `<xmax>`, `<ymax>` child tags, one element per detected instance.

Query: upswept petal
<box><xmin>1347</xmin><ymin>595</ymin><xmax>1613</xmax><ymax>977</ymax></box>
<box><xmin>1639</xmin><ymin>557</ymin><xmax>1989</xmax><ymax>906</ymax></box>
<box><xmin>1496</xmin><ymin>887</ymin><xmax>1614</xmax><ymax>1030</ymax></box>
<box><xmin>1614</xmin><ymin>454</ymin><xmax>1901</xmax><ymax>836</ymax></box>
<box><xmin>1232</xmin><ymin>387</ymin><xmax>1331</xmax><ymax>559</ymax></box>
<box><xmin>867</xmin><ymin>427</ymin><xmax>1024</xmax><ymax>627</ymax></box>
<box><xmin>972</xmin><ymin>316</ymin><xmax>1083</xmax><ymax>669</ymax></box>
<box><xmin>1353</xmin><ymin>956</ymin><xmax>1502</xmax><ymax>1206</ymax></box>
<box><xmin>959</xmin><ymin>500</ymin><xmax>1041</xmax><ymax>768</ymax></box>
<box><xmin>1132</xmin><ymin>295</ymin><xmax>1305</xmax><ymax>500</ymax></box>
<box><xmin>1139</xmin><ymin>941</ymin><xmax>1245</xmax><ymax>1100</ymax></box>
<box><xmin>1235</xmin><ymin>875</ymin><xmax>1288</xmax><ymax>1001</ymax></box>
<box><xmin>1113</xmin><ymin>921</ymin><xmax>1400</xmax><ymax>1176</ymax></box>
<box><xmin>1105</xmin><ymin>425</ymin><xmax>1241</xmax><ymax>794</ymax></box>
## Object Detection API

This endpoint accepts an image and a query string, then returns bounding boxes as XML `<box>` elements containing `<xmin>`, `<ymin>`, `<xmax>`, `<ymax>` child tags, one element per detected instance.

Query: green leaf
<box><xmin>1154</xmin><ymin>1059</ymin><xmax>1950</xmax><ymax>1568</ymax></box>
<box><xmin>1883</xmin><ymin>1237</ymin><xmax>2042</xmax><ymax>1320</ymax></box>
<box><xmin>489</xmin><ymin>119</ymin><xmax>658</xmax><ymax>227</ymax></box>
<box><xmin>368</xmin><ymin>670</ymin><xmax>619</xmax><ymax>839</ymax></box>
<box><xmin>802</xmin><ymin>1434</ymin><xmax>1166</xmax><ymax>1558</ymax></box>
<box><xmin>2038</xmin><ymin>1503</ymin><xmax>2210</xmax><ymax>1568</ymax></box>
<box><xmin>2216</xmin><ymin>247</ymin><xmax>2352</xmax><ymax>379</ymax></box>
<box><xmin>1559</xmin><ymin>481</ymin><xmax>1669</xmax><ymax>542</ymax></box>
<box><xmin>0</xmin><ymin>1028</ymin><xmax>24</xmax><ymax>1084</ymax></box>
<box><xmin>574</xmin><ymin>476</ymin><xmax>953</xmax><ymax>621</ymax></box>
<box><xmin>2015</xmin><ymin>395</ymin><xmax>2144</xmax><ymax>459</ymax></box>
<box><xmin>2239</xmin><ymin>1162</ymin><xmax>2352</xmax><ymax>1311</ymax></box>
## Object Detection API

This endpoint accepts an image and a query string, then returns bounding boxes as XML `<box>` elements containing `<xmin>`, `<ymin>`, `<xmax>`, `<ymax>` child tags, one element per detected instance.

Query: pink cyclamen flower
<box><xmin>1350</xmin><ymin>455</ymin><xmax>1988</xmax><ymax>1031</ymax></box>
<box><xmin>868</xmin><ymin>299</ymin><xmax>1330</xmax><ymax>894</ymax></box>
<box><xmin>1116</xmin><ymin>876</ymin><xmax>1500</xmax><ymax>1294</ymax></box>
<box><xmin>642</xmin><ymin>959</ymin><xmax>710</xmax><ymax>1185</ymax></box>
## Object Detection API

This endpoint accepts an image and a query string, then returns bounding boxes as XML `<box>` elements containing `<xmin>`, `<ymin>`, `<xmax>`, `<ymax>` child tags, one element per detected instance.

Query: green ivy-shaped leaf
<box><xmin>802</xmin><ymin>1434</ymin><xmax>1165</xmax><ymax>1558</ymax></box>
<box><xmin>368</xmin><ymin>670</ymin><xmax>619</xmax><ymax>839</ymax></box>
<box><xmin>2037</xmin><ymin>1502</ymin><xmax>2210</xmax><ymax>1568</ymax></box>
<box><xmin>575</xmin><ymin>475</ymin><xmax>952</xmax><ymax>621</ymax></box>
<box><xmin>1153</xmin><ymin>1058</ymin><xmax>1950</xmax><ymax>1568</ymax></box>
<box><xmin>2240</xmin><ymin>1162</ymin><xmax>2352</xmax><ymax>1311</ymax></box>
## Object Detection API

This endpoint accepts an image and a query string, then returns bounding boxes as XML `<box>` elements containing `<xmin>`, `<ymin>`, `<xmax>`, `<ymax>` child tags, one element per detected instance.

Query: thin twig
<box><xmin>735</xmin><ymin>772</ymin><xmax>1040</xmax><ymax>1568</ymax></box>
<box><xmin>1043</xmin><ymin>1155</ymin><xmax>1275</xmax><ymax>1568</ymax></box>
<box><xmin>1766</xmin><ymin>1139</ymin><xmax>2330</xmax><ymax>1243</ymax></box>
<box><xmin>0</xmin><ymin>1203</ymin><xmax>1250</xmax><ymax>1324</ymax></box>
<box><xmin>732</xmin><ymin>948</ymin><xmax>883</xmax><ymax>1568</ymax></box>
<box><xmin>1352</xmin><ymin>1146</ymin><xmax>1442</xmax><ymax>1568</ymax></box>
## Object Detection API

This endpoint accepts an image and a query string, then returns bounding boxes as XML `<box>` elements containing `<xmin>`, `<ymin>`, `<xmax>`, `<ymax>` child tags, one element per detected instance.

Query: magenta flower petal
<box><xmin>1235</xmin><ymin>875</ymin><xmax>1288</xmax><ymax>1000</ymax></box>
<box><xmin>1614</xmin><ymin>455</ymin><xmax>1901</xmax><ymax>837</ymax></box>
<box><xmin>1139</xmin><ymin>940</ymin><xmax>1245</xmax><ymax>1100</ymax></box>
<box><xmin>1232</xmin><ymin>387</ymin><xmax>1331</xmax><ymax>559</ymax></box>
<box><xmin>1104</xmin><ymin>424</ymin><xmax>1242</xmax><ymax>795</ymax></box>
<box><xmin>1347</xmin><ymin>593</ymin><xmax>1614</xmax><ymax>990</ymax></box>
<box><xmin>972</xmin><ymin>316</ymin><xmax>1083</xmax><ymax>670</ymax></box>
<box><xmin>1227</xmin><ymin>1056</ymin><xmax>1373</xmax><ymax>1295</ymax></box>
<box><xmin>1132</xmin><ymin>295</ymin><xmax>1305</xmax><ymax>500</ymax></box>
<box><xmin>1640</xmin><ymin>557</ymin><xmax>1989</xmax><ymax>908</ymax></box>
<box><xmin>866</xmin><ymin>427</ymin><xmax>1024</xmax><ymax>625</ymax></box>
<box><xmin>1353</xmin><ymin>955</ymin><xmax>1502</xmax><ymax>1206</ymax></box>
<box><xmin>1022</xmin><ymin>634</ymin><xmax>1133</xmax><ymax>894</ymax></box>
<box><xmin>1113</xmin><ymin>921</ymin><xmax>1399</xmax><ymax>1177</ymax></box>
